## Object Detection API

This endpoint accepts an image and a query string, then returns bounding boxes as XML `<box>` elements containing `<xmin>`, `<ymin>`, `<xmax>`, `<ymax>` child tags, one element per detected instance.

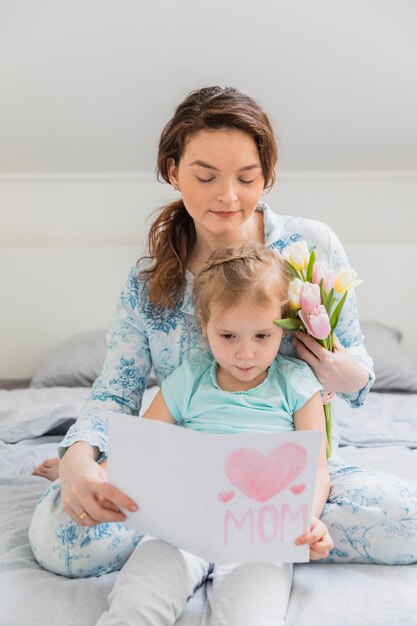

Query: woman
<box><xmin>29</xmin><ymin>86</ymin><xmax>416</xmax><ymax>622</ymax></box>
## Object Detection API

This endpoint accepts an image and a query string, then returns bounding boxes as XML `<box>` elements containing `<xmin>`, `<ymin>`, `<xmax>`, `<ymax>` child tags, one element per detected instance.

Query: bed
<box><xmin>1</xmin><ymin>320</ymin><xmax>417</xmax><ymax>626</ymax></box>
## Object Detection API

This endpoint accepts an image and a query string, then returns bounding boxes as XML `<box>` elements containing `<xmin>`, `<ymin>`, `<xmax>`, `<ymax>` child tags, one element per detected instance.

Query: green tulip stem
<box><xmin>324</xmin><ymin>402</ymin><xmax>332</xmax><ymax>458</ymax></box>
<box><xmin>320</xmin><ymin>332</ymin><xmax>334</xmax><ymax>457</ymax></box>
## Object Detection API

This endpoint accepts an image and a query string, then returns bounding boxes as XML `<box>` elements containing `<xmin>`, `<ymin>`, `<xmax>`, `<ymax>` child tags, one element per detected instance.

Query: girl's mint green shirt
<box><xmin>161</xmin><ymin>351</ymin><xmax>323</xmax><ymax>434</ymax></box>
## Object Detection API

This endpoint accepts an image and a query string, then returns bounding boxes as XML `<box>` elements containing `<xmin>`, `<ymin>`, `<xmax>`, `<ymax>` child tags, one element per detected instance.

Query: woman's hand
<box><xmin>59</xmin><ymin>442</ymin><xmax>138</xmax><ymax>527</ymax></box>
<box><xmin>292</xmin><ymin>332</ymin><xmax>369</xmax><ymax>394</ymax></box>
<box><xmin>295</xmin><ymin>516</ymin><xmax>333</xmax><ymax>560</ymax></box>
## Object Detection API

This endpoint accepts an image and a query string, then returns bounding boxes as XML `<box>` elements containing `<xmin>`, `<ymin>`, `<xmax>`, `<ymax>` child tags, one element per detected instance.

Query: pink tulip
<box><xmin>299</xmin><ymin>282</ymin><xmax>321</xmax><ymax>314</ymax></box>
<box><xmin>312</xmin><ymin>261</ymin><xmax>335</xmax><ymax>294</ymax></box>
<box><xmin>299</xmin><ymin>305</ymin><xmax>331</xmax><ymax>340</ymax></box>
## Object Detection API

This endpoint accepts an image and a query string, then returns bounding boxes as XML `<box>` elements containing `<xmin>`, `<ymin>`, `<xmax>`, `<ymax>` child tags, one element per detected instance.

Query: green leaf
<box><xmin>274</xmin><ymin>318</ymin><xmax>303</xmax><ymax>330</ymax></box>
<box><xmin>306</xmin><ymin>249</ymin><xmax>316</xmax><ymax>283</ymax></box>
<box><xmin>319</xmin><ymin>280</ymin><xmax>326</xmax><ymax>306</ymax></box>
<box><xmin>324</xmin><ymin>288</ymin><xmax>335</xmax><ymax>315</ymax></box>
<box><xmin>330</xmin><ymin>290</ymin><xmax>348</xmax><ymax>330</ymax></box>
<box><xmin>284</xmin><ymin>260</ymin><xmax>301</xmax><ymax>280</ymax></box>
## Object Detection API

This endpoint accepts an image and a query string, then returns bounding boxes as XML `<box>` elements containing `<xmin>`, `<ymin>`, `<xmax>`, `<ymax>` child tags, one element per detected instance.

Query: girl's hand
<box><xmin>60</xmin><ymin>443</ymin><xmax>138</xmax><ymax>527</ymax></box>
<box><xmin>321</xmin><ymin>392</ymin><xmax>335</xmax><ymax>405</ymax></box>
<box><xmin>292</xmin><ymin>332</ymin><xmax>369</xmax><ymax>394</ymax></box>
<box><xmin>295</xmin><ymin>516</ymin><xmax>333</xmax><ymax>560</ymax></box>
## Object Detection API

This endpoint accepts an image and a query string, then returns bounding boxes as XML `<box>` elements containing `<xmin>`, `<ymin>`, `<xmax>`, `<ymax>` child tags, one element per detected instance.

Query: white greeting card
<box><xmin>108</xmin><ymin>414</ymin><xmax>322</xmax><ymax>563</ymax></box>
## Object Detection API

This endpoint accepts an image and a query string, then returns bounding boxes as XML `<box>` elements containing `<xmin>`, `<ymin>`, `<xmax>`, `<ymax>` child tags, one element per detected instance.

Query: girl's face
<box><xmin>168</xmin><ymin>129</ymin><xmax>265</xmax><ymax>240</ymax></box>
<box><xmin>201</xmin><ymin>297</ymin><xmax>284</xmax><ymax>392</ymax></box>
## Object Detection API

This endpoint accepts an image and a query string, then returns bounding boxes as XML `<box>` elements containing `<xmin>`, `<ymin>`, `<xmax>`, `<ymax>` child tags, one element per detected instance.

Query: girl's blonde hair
<box><xmin>193</xmin><ymin>243</ymin><xmax>290</xmax><ymax>323</ymax></box>
<box><xmin>138</xmin><ymin>86</ymin><xmax>278</xmax><ymax>309</ymax></box>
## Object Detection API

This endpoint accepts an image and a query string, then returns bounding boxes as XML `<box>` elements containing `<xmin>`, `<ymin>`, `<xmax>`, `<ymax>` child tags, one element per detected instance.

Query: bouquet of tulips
<box><xmin>275</xmin><ymin>240</ymin><xmax>362</xmax><ymax>457</ymax></box>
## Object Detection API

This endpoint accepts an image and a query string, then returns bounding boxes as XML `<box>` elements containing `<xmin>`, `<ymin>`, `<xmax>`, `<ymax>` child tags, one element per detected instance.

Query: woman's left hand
<box><xmin>295</xmin><ymin>516</ymin><xmax>333</xmax><ymax>560</ymax></box>
<box><xmin>292</xmin><ymin>332</ymin><xmax>369</xmax><ymax>394</ymax></box>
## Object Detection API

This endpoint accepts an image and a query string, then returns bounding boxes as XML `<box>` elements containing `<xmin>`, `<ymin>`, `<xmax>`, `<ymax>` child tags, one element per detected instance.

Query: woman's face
<box><xmin>168</xmin><ymin>129</ymin><xmax>265</xmax><ymax>239</ymax></box>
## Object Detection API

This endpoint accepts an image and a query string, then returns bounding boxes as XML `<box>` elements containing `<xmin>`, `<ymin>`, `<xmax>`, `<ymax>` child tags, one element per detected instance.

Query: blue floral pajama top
<box><xmin>59</xmin><ymin>203</ymin><xmax>375</xmax><ymax>461</ymax></box>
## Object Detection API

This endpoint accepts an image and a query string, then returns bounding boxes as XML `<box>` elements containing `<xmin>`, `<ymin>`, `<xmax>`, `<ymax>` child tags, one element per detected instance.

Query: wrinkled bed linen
<box><xmin>1</xmin><ymin>441</ymin><xmax>416</xmax><ymax>626</ymax></box>
<box><xmin>332</xmin><ymin>392</ymin><xmax>417</xmax><ymax>448</ymax></box>
<box><xmin>1</xmin><ymin>388</ymin><xmax>417</xmax><ymax>626</ymax></box>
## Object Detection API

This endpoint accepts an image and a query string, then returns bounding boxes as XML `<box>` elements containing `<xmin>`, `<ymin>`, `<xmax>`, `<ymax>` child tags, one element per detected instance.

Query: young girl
<box><xmin>96</xmin><ymin>243</ymin><xmax>332</xmax><ymax>626</ymax></box>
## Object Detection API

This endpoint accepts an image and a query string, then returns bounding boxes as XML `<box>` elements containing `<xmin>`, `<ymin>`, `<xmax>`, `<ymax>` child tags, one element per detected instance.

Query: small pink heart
<box><xmin>290</xmin><ymin>484</ymin><xmax>306</xmax><ymax>495</ymax></box>
<box><xmin>218</xmin><ymin>490</ymin><xmax>236</xmax><ymax>503</ymax></box>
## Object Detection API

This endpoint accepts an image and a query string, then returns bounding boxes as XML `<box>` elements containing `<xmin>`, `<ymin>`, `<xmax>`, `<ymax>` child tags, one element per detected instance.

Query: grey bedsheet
<box><xmin>1</xmin><ymin>395</ymin><xmax>417</xmax><ymax>626</ymax></box>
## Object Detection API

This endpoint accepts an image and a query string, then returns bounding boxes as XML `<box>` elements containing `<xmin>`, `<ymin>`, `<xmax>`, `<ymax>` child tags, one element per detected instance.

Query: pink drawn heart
<box><xmin>290</xmin><ymin>484</ymin><xmax>306</xmax><ymax>495</ymax></box>
<box><xmin>225</xmin><ymin>444</ymin><xmax>307</xmax><ymax>503</ymax></box>
<box><xmin>217</xmin><ymin>490</ymin><xmax>236</xmax><ymax>503</ymax></box>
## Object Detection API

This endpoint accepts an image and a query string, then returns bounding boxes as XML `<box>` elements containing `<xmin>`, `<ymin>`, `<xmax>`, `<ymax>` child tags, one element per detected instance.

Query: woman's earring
<box><xmin>174</xmin><ymin>184</ymin><xmax>180</xmax><ymax>191</ymax></box>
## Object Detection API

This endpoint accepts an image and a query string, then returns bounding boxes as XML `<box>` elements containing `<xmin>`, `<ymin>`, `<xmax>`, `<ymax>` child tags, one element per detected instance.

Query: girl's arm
<box><xmin>142</xmin><ymin>390</ymin><xmax>176</xmax><ymax>423</ymax></box>
<box><xmin>293</xmin><ymin>391</ymin><xmax>333</xmax><ymax>559</ymax></box>
<box><xmin>293</xmin><ymin>391</ymin><xmax>329</xmax><ymax>518</ymax></box>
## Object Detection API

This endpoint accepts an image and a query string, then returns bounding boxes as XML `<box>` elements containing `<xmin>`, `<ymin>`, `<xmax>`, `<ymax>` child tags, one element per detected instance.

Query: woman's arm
<box><xmin>293</xmin><ymin>333</ymin><xmax>369</xmax><ymax>395</ymax></box>
<box><xmin>293</xmin><ymin>223</ymin><xmax>375</xmax><ymax>404</ymax></box>
<box><xmin>59</xmin><ymin>441</ymin><xmax>138</xmax><ymax>527</ymax></box>
<box><xmin>59</xmin><ymin>266</ymin><xmax>153</xmax><ymax>461</ymax></box>
<box><xmin>59</xmin><ymin>389</ymin><xmax>175</xmax><ymax>527</ymax></box>
<box><xmin>57</xmin><ymin>266</ymin><xmax>153</xmax><ymax>526</ymax></box>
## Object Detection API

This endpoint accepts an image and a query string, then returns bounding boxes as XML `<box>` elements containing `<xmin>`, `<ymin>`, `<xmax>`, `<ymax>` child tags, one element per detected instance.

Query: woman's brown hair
<box><xmin>139</xmin><ymin>86</ymin><xmax>278</xmax><ymax>308</ymax></box>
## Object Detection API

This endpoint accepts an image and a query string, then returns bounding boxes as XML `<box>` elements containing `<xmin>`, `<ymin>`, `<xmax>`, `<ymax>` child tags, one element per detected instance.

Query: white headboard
<box><xmin>1</xmin><ymin>172</ymin><xmax>416</xmax><ymax>378</ymax></box>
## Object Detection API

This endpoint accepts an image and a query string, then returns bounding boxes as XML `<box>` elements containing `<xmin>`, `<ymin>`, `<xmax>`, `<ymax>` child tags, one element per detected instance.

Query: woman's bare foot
<box><xmin>32</xmin><ymin>457</ymin><xmax>60</xmax><ymax>481</ymax></box>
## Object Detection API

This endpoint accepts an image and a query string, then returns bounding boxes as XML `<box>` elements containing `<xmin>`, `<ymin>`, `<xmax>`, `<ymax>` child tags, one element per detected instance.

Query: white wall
<box><xmin>3</xmin><ymin>171</ymin><xmax>417</xmax><ymax>245</ymax></box>
<box><xmin>2</xmin><ymin>1</ymin><xmax>416</xmax><ymax>173</ymax></box>
<box><xmin>1</xmin><ymin>171</ymin><xmax>416</xmax><ymax>378</ymax></box>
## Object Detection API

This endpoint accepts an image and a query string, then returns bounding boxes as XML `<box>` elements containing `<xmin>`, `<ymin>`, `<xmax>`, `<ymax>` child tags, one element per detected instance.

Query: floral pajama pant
<box><xmin>29</xmin><ymin>460</ymin><xmax>417</xmax><ymax>577</ymax></box>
